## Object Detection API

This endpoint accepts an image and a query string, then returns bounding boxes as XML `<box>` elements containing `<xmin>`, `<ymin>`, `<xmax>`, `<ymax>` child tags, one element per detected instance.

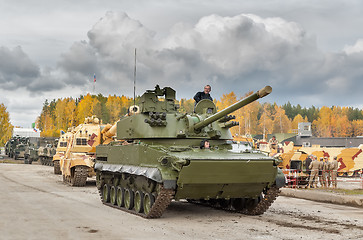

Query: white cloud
<box><xmin>344</xmin><ymin>39</ymin><xmax>363</xmax><ymax>54</ymax></box>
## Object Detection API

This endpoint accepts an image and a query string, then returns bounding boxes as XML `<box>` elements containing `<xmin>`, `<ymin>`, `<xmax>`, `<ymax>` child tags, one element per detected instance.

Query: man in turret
<box><xmin>194</xmin><ymin>85</ymin><xmax>213</xmax><ymax>104</ymax></box>
<box><xmin>308</xmin><ymin>155</ymin><xmax>319</xmax><ymax>188</ymax></box>
<box><xmin>200</xmin><ymin>139</ymin><xmax>210</xmax><ymax>149</ymax></box>
<box><xmin>330</xmin><ymin>156</ymin><xmax>339</xmax><ymax>188</ymax></box>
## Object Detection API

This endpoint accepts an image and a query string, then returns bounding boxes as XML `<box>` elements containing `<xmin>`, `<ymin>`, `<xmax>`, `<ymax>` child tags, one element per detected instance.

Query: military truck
<box><xmin>24</xmin><ymin>144</ymin><xmax>39</xmax><ymax>164</ymax></box>
<box><xmin>94</xmin><ymin>85</ymin><xmax>285</xmax><ymax>218</ymax></box>
<box><xmin>60</xmin><ymin>116</ymin><xmax>115</xmax><ymax>186</ymax></box>
<box><xmin>14</xmin><ymin>143</ymin><xmax>27</xmax><ymax>160</ymax></box>
<box><xmin>53</xmin><ymin>131</ymin><xmax>73</xmax><ymax>174</ymax></box>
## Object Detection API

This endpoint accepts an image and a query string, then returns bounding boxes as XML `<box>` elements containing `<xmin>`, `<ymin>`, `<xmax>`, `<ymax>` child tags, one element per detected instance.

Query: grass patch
<box><xmin>326</xmin><ymin>189</ymin><xmax>363</xmax><ymax>195</ymax></box>
<box><xmin>0</xmin><ymin>159</ymin><xmax>23</xmax><ymax>164</ymax></box>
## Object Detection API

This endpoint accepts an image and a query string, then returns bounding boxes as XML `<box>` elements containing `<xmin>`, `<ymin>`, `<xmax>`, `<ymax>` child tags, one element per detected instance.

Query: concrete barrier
<box><xmin>280</xmin><ymin>188</ymin><xmax>363</xmax><ymax>208</ymax></box>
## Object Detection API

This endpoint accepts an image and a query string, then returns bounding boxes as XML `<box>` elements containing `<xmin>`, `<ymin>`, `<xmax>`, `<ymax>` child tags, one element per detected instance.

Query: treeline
<box><xmin>36</xmin><ymin>92</ymin><xmax>363</xmax><ymax>138</ymax></box>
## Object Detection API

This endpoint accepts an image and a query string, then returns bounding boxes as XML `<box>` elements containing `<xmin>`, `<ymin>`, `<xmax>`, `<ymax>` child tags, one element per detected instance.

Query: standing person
<box><xmin>308</xmin><ymin>156</ymin><xmax>319</xmax><ymax>188</ymax></box>
<box><xmin>322</xmin><ymin>156</ymin><xmax>331</xmax><ymax>188</ymax></box>
<box><xmin>330</xmin><ymin>156</ymin><xmax>339</xmax><ymax>188</ymax></box>
<box><xmin>318</xmin><ymin>157</ymin><xmax>325</xmax><ymax>187</ymax></box>
<box><xmin>305</xmin><ymin>155</ymin><xmax>313</xmax><ymax>177</ymax></box>
<box><xmin>194</xmin><ymin>85</ymin><xmax>213</xmax><ymax>104</ymax></box>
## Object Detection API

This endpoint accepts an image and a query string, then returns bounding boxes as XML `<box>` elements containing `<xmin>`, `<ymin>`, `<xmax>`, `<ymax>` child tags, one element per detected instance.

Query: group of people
<box><xmin>307</xmin><ymin>155</ymin><xmax>339</xmax><ymax>188</ymax></box>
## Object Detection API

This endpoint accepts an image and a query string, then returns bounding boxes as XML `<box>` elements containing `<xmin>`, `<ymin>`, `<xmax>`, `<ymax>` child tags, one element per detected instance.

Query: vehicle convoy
<box><xmin>53</xmin><ymin>131</ymin><xmax>73</xmax><ymax>175</ymax></box>
<box><xmin>60</xmin><ymin>116</ymin><xmax>114</xmax><ymax>186</ymax></box>
<box><xmin>94</xmin><ymin>85</ymin><xmax>285</xmax><ymax>218</ymax></box>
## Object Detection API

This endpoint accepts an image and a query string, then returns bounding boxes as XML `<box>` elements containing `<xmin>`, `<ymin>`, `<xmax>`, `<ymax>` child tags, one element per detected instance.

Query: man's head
<box><xmin>200</xmin><ymin>139</ymin><xmax>210</xmax><ymax>149</ymax></box>
<box><xmin>204</xmin><ymin>85</ymin><xmax>211</xmax><ymax>94</ymax></box>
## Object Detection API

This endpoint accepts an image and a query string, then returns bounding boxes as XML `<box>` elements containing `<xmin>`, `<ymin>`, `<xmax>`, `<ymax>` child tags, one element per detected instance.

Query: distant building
<box><xmin>13</xmin><ymin>128</ymin><xmax>40</xmax><ymax>138</ymax></box>
<box><xmin>253</xmin><ymin>122</ymin><xmax>363</xmax><ymax>148</ymax></box>
<box><xmin>298</xmin><ymin>122</ymin><xmax>312</xmax><ymax>137</ymax></box>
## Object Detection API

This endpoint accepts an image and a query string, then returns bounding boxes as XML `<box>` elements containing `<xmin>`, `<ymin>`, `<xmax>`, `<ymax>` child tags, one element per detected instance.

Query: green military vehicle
<box><xmin>38</xmin><ymin>142</ymin><xmax>57</xmax><ymax>166</ymax></box>
<box><xmin>6</xmin><ymin>136</ymin><xmax>27</xmax><ymax>159</ymax></box>
<box><xmin>14</xmin><ymin>143</ymin><xmax>27</xmax><ymax>160</ymax></box>
<box><xmin>95</xmin><ymin>85</ymin><xmax>285</xmax><ymax>218</ymax></box>
<box><xmin>24</xmin><ymin>144</ymin><xmax>39</xmax><ymax>164</ymax></box>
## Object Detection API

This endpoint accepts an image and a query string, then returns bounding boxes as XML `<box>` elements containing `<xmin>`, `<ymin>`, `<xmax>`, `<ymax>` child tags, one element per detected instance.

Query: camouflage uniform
<box><xmin>308</xmin><ymin>157</ymin><xmax>320</xmax><ymax>188</ymax></box>
<box><xmin>318</xmin><ymin>158</ymin><xmax>324</xmax><ymax>187</ymax></box>
<box><xmin>322</xmin><ymin>157</ymin><xmax>331</xmax><ymax>187</ymax></box>
<box><xmin>330</xmin><ymin>157</ymin><xmax>339</xmax><ymax>188</ymax></box>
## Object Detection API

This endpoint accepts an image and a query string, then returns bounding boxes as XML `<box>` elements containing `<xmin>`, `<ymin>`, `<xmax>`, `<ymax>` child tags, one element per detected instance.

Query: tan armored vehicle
<box><xmin>60</xmin><ymin>116</ymin><xmax>116</xmax><ymax>186</ymax></box>
<box><xmin>53</xmin><ymin>131</ymin><xmax>73</xmax><ymax>174</ymax></box>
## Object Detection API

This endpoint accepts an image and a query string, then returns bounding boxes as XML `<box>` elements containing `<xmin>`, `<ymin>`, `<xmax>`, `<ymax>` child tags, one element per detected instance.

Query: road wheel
<box><xmin>110</xmin><ymin>185</ymin><xmax>117</xmax><ymax>205</ymax></box>
<box><xmin>143</xmin><ymin>192</ymin><xmax>155</xmax><ymax>215</ymax></box>
<box><xmin>124</xmin><ymin>188</ymin><xmax>134</xmax><ymax>210</ymax></box>
<box><xmin>102</xmin><ymin>184</ymin><xmax>111</xmax><ymax>203</ymax></box>
<box><xmin>116</xmin><ymin>186</ymin><xmax>125</xmax><ymax>207</ymax></box>
<box><xmin>134</xmin><ymin>190</ymin><xmax>144</xmax><ymax>213</ymax></box>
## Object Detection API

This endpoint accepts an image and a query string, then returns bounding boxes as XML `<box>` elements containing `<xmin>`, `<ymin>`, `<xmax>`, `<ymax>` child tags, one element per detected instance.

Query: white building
<box><xmin>12</xmin><ymin>128</ymin><xmax>40</xmax><ymax>138</ymax></box>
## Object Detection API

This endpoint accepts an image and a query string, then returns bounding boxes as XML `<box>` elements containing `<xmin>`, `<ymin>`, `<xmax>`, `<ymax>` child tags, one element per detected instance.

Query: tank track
<box><xmin>53</xmin><ymin>160</ymin><xmax>61</xmax><ymax>175</ymax></box>
<box><xmin>242</xmin><ymin>186</ymin><xmax>280</xmax><ymax>215</ymax></box>
<box><xmin>99</xmin><ymin>185</ymin><xmax>174</xmax><ymax>219</ymax></box>
<box><xmin>188</xmin><ymin>186</ymin><xmax>280</xmax><ymax>216</ymax></box>
<box><xmin>40</xmin><ymin>157</ymin><xmax>54</xmax><ymax>166</ymax></box>
<box><xmin>63</xmin><ymin>166</ymin><xmax>88</xmax><ymax>187</ymax></box>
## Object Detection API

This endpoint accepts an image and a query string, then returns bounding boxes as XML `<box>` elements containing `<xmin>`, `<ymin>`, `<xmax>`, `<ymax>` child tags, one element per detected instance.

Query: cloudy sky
<box><xmin>1</xmin><ymin>0</ymin><xmax>363</xmax><ymax>127</ymax></box>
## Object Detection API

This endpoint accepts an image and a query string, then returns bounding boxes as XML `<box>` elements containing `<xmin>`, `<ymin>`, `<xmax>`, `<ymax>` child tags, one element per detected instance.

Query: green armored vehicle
<box><xmin>95</xmin><ymin>85</ymin><xmax>285</xmax><ymax>218</ymax></box>
<box><xmin>38</xmin><ymin>142</ymin><xmax>57</xmax><ymax>166</ymax></box>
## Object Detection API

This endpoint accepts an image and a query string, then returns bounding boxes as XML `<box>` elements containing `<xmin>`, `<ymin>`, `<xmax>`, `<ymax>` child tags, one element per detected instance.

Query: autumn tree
<box><xmin>76</xmin><ymin>94</ymin><xmax>100</xmax><ymax>124</ymax></box>
<box><xmin>291</xmin><ymin>114</ymin><xmax>308</xmax><ymax>131</ymax></box>
<box><xmin>257</xmin><ymin>103</ymin><xmax>274</xmax><ymax>138</ymax></box>
<box><xmin>0</xmin><ymin>103</ymin><xmax>13</xmax><ymax>146</ymax></box>
<box><xmin>271</xmin><ymin>104</ymin><xmax>291</xmax><ymax>133</ymax></box>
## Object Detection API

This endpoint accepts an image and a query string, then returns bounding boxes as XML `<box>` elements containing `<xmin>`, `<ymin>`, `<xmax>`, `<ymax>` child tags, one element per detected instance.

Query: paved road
<box><xmin>0</xmin><ymin>163</ymin><xmax>363</xmax><ymax>240</ymax></box>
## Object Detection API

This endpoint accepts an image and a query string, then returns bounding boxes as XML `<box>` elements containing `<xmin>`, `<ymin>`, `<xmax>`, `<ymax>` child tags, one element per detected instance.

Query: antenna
<box><xmin>133</xmin><ymin>48</ymin><xmax>137</xmax><ymax>110</ymax></box>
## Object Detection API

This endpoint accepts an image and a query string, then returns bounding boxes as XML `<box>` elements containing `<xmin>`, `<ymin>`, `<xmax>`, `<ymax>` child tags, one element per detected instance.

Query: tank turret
<box><xmin>116</xmin><ymin>85</ymin><xmax>271</xmax><ymax>140</ymax></box>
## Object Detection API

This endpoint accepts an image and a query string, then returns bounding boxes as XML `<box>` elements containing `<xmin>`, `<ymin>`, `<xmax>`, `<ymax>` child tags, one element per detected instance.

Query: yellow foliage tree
<box><xmin>257</xmin><ymin>104</ymin><xmax>274</xmax><ymax>139</ymax></box>
<box><xmin>272</xmin><ymin>105</ymin><xmax>291</xmax><ymax>133</ymax></box>
<box><xmin>76</xmin><ymin>94</ymin><xmax>100</xmax><ymax>124</ymax></box>
<box><xmin>291</xmin><ymin>114</ymin><xmax>305</xmax><ymax>130</ymax></box>
<box><xmin>0</xmin><ymin>103</ymin><xmax>13</xmax><ymax>146</ymax></box>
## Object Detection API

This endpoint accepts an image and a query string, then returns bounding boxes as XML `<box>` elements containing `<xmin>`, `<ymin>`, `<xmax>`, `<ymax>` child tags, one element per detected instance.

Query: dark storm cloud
<box><xmin>0</xmin><ymin>46</ymin><xmax>40</xmax><ymax>90</ymax></box>
<box><xmin>10</xmin><ymin>11</ymin><xmax>362</xmax><ymax>108</ymax></box>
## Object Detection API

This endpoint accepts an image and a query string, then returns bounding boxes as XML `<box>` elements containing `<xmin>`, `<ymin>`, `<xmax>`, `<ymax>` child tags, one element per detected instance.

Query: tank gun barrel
<box><xmin>194</xmin><ymin>86</ymin><xmax>272</xmax><ymax>131</ymax></box>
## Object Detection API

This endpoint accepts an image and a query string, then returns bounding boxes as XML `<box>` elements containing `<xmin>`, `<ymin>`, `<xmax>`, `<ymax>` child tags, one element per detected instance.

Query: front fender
<box><xmin>275</xmin><ymin>168</ymin><xmax>286</xmax><ymax>188</ymax></box>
